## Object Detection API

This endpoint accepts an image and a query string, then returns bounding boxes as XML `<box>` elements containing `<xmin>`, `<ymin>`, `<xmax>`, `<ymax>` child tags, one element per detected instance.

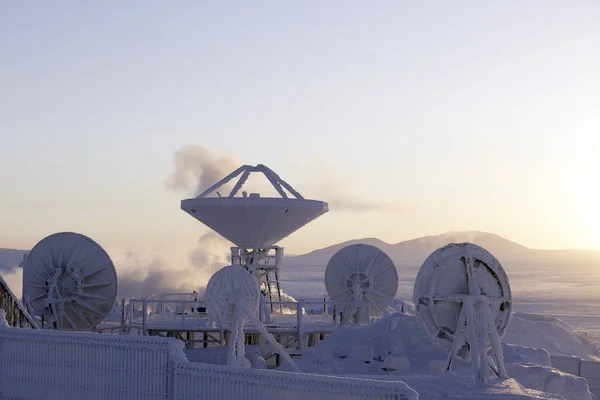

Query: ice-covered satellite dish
<box><xmin>413</xmin><ymin>243</ymin><xmax>512</xmax><ymax>384</ymax></box>
<box><xmin>181</xmin><ymin>164</ymin><xmax>328</xmax><ymax>248</ymax></box>
<box><xmin>325</xmin><ymin>244</ymin><xmax>398</xmax><ymax>326</ymax></box>
<box><xmin>205</xmin><ymin>265</ymin><xmax>300</xmax><ymax>371</ymax></box>
<box><xmin>22</xmin><ymin>232</ymin><xmax>118</xmax><ymax>330</ymax></box>
<box><xmin>205</xmin><ymin>265</ymin><xmax>261</xmax><ymax>328</ymax></box>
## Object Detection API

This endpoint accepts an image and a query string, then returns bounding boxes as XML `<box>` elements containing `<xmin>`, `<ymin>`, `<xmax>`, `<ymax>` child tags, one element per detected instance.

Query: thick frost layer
<box><xmin>503</xmin><ymin>343</ymin><xmax>551</xmax><ymax>367</ymax></box>
<box><xmin>381</xmin><ymin>297</ymin><xmax>416</xmax><ymax>316</ymax></box>
<box><xmin>507</xmin><ymin>364</ymin><xmax>595</xmax><ymax>400</ymax></box>
<box><xmin>504</xmin><ymin>313</ymin><xmax>600</xmax><ymax>361</ymax></box>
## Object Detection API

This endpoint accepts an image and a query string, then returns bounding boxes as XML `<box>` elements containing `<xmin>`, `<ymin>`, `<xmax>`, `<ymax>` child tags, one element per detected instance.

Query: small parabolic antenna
<box><xmin>413</xmin><ymin>243</ymin><xmax>512</xmax><ymax>384</ymax></box>
<box><xmin>205</xmin><ymin>265</ymin><xmax>300</xmax><ymax>371</ymax></box>
<box><xmin>180</xmin><ymin>164</ymin><xmax>328</xmax><ymax>249</ymax></box>
<box><xmin>205</xmin><ymin>265</ymin><xmax>261</xmax><ymax>328</ymax></box>
<box><xmin>325</xmin><ymin>244</ymin><xmax>398</xmax><ymax>326</ymax></box>
<box><xmin>21</xmin><ymin>232</ymin><xmax>118</xmax><ymax>330</ymax></box>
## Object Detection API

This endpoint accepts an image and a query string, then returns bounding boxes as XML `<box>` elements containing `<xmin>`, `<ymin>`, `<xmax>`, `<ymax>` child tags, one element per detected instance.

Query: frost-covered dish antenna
<box><xmin>325</xmin><ymin>244</ymin><xmax>398</xmax><ymax>326</ymax></box>
<box><xmin>181</xmin><ymin>164</ymin><xmax>328</xmax><ymax>248</ymax></box>
<box><xmin>413</xmin><ymin>243</ymin><xmax>512</xmax><ymax>384</ymax></box>
<box><xmin>181</xmin><ymin>164</ymin><xmax>328</xmax><ymax>318</ymax></box>
<box><xmin>205</xmin><ymin>265</ymin><xmax>300</xmax><ymax>371</ymax></box>
<box><xmin>21</xmin><ymin>232</ymin><xmax>118</xmax><ymax>330</ymax></box>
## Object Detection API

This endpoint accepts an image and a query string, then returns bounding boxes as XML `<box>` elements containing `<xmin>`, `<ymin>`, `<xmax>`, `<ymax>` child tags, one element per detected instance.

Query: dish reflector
<box><xmin>325</xmin><ymin>244</ymin><xmax>398</xmax><ymax>313</ymax></box>
<box><xmin>181</xmin><ymin>164</ymin><xmax>328</xmax><ymax>248</ymax></box>
<box><xmin>22</xmin><ymin>232</ymin><xmax>118</xmax><ymax>330</ymax></box>
<box><xmin>414</xmin><ymin>243</ymin><xmax>512</xmax><ymax>363</ymax></box>
<box><xmin>205</xmin><ymin>265</ymin><xmax>260</xmax><ymax>328</ymax></box>
<box><xmin>182</xmin><ymin>197</ymin><xmax>327</xmax><ymax>248</ymax></box>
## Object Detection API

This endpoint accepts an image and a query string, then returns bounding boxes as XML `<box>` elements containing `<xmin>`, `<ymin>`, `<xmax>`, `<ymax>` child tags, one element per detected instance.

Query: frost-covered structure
<box><xmin>21</xmin><ymin>232</ymin><xmax>118</xmax><ymax>330</ymax></box>
<box><xmin>181</xmin><ymin>163</ymin><xmax>329</xmax><ymax>319</ymax></box>
<box><xmin>325</xmin><ymin>244</ymin><xmax>398</xmax><ymax>326</ymax></box>
<box><xmin>413</xmin><ymin>243</ymin><xmax>513</xmax><ymax>384</ymax></box>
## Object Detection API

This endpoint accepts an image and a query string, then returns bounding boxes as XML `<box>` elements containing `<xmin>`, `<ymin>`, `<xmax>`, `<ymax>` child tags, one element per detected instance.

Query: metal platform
<box><xmin>110</xmin><ymin>295</ymin><xmax>380</xmax><ymax>359</ymax></box>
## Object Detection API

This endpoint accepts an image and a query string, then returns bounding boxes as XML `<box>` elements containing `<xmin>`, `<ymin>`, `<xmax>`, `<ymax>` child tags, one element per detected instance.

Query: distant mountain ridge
<box><xmin>286</xmin><ymin>231</ymin><xmax>600</xmax><ymax>268</ymax></box>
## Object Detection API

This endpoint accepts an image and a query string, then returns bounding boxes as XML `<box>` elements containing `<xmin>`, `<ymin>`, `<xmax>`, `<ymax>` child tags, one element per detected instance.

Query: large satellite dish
<box><xmin>325</xmin><ymin>244</ymin><xmax>398</xmax><ymax>325</ymax></box>
<box><xmin>180</xmin><ymin>164</ymin><xmax>328</xmax><ymax>248</ymax></box>
<box><xmin>182</xmin><ymin>164</ymin><xmax>328</xmax><ymax>322</ymax></box>
<box><xmin>413</xmin><ymin>243</ymin><xmax>512</xmax><ymax>384</ymax></box>
<box><xmin>22</xmin><ymin>232</ymin><xmax>118</xmax><ymax>330</ymax></box>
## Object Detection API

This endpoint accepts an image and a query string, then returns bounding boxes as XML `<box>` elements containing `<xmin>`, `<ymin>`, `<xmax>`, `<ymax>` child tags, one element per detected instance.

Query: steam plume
<box><xmin>304</xmin><ymin>165</ymin><xmax>408</xmax><ymax>213</ymax></box>
<box><xmin>165</xmin><ymin>145</ymin><xmax>240</xmax><ymax>196</ymax></box>
<box><xmin>116</xmin><ymin>145</ymin><xmax>239</xmax><ymax>299</ymax></box>
<box><xmin>115</xmin><ymin>231</ymin><xmax>229</xmax><ymax>299</ymax></box>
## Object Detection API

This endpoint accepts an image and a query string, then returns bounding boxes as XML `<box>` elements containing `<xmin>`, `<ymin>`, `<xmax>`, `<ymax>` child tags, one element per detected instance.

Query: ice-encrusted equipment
<box><xmin>181</xmin><ymin>164</ymin><xmax>328</xmax><ymax>318</ymax></box>
<box><xmin>21</xmin><ymin>232</ymin><xmax>118</xmax><ymax>330</ymax></box>
<box><xmin>205</xmin><ymin>265</ymin><xmax>300</xmax><ymax>371</ymax></box>
<box><xmin>325</xmin><ymin>244</ymin><xmax>398</xmax><ymax>326</ymax></box>
<box><xmin>413</xmin><ymin>243</ymin><xmax>512</xmax><ymax>384</ymax></box>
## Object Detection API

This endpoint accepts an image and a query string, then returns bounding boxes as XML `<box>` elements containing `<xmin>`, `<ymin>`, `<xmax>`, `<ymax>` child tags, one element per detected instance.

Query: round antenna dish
<box><xmin>205</xmin><ymin>265</ymin><xmax>260</xmax><ymax>327</ymax></box>
<box><xmin>413</xmin><ymin>243</ymin><xmax>512</xmax><ymax>365</ymax></box>
<box><xmin>182</xmin><ymin>197</ymin><xmax>327</xmax><ymax>248</ymax></box>
<box><xmin>325</xmin><ymin>244</ymin><xmax>398</xmax><ymax>317</ymax></box>
<box><xmin>180</xmin><ymin>164</ymin><xmax>328</xmax><ymax>248</ymax></box>
<box><xmin>22</xmin><ymin>232</ymin><xmax>118</xmax><ymax>330</ymax></box>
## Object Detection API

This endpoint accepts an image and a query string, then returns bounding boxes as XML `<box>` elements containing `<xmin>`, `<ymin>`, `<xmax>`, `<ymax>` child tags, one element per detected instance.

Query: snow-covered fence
<box><xmin>551</xmin><ymin>355</ymin><xmax>600</xmax><ymax>398</ymax></box>
<box><xmin>0</xmin><ymin>313</ymin><xmax>418</xmax><ymax>400</ymax></box>
<box><xmin>0</xmin><ymin>312</ymin><xmax>180</xmax><ymax>399</ymax></box>
<box><xmin>172</xmin><ymin>361</ymin><xmax>417</xmax><ymax>400</ymax></box>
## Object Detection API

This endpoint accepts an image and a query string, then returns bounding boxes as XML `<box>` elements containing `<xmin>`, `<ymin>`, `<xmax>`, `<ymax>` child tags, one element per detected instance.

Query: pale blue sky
<box><xmin>1</xmin><ymin>1</ymin><xmax>599</xmax><ymax>254</ymax></box>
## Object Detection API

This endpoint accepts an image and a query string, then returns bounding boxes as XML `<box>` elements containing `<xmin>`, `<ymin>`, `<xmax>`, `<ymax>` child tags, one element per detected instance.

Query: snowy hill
<box><xmin>285</xmin><ymin>231</ymin><xmax>600</xmax><ymax>268</ymax></box>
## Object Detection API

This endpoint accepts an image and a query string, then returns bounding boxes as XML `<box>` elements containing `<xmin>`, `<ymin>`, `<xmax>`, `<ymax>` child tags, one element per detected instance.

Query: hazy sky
<box><xmin>1</xmin><ymin>1</ymin><xmax>599</xmax><ymax>255</ymax></box>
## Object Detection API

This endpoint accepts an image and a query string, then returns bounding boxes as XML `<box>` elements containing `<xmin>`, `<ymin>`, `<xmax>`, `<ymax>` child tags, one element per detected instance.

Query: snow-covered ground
<box><xmin>279</xmin><ymin>312</ymin><xmax>596</xmax><ymax>400</ymax></box>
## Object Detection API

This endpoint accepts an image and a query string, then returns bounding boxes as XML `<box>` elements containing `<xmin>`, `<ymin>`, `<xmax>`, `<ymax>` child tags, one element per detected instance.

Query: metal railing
<box><xmin>0</xmin><ymin>273</ymin><xmax>38</xmax><ymax>329</ymax></box>
<box><xmin>123</xmin><ymin>295</ymin><xmax>384</xmax><ymax>351</ymax></box>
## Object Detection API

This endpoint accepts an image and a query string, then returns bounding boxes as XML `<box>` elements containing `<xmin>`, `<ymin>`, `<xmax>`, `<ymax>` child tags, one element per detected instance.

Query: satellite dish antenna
<box><xmin>21</xmin><ymin>232</ymin><xmax>118</xmax><ymax>330</ymax></box>
<box><xmin>182</xmin><ymin>164</ymin><xmax>328</xmax><ymax>318</ymax></box>
<box><xmin>205</xmin><ymin>265</ymin><xmax>261</xmax><ymax>329</ymax></box>
<box><xmin>325</xmin><ymin>244</ymin><xmax>398</xmax><ymax>326</ymax></box>
<box><xmin>181</xmin><ymin>164</ymin><xmax>328</xmax><ymax>249</ymax></box>
<box><xmin>205</xmin><ymin>265</ymin><xmax>300</xmax><ymax>371</ymax></box>
<box><xmin>413</xmin><ymin>243</ymin><xmax>512</xmax><ymax>384</ymax></box>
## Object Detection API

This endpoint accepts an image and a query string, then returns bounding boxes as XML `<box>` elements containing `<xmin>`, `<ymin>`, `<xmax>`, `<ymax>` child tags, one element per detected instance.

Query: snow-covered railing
<box><xmin>550</xmin><ymin>355</ymin><xmax>600</xmax><ymax>398</ymax></box>
<box><xmin>172</xmin><ymin>361</ymin><xmax>418</xmax><ymax>400</ymax></box>
<box><xmin>126</xmin><ymin>298</ymin><xmax>209</xmax><ymax>329</ymax></box>
<box><xmin>126</xmin><ymin>296</ymin><xmax>386</xmax><ymax>330</ymax></box>
<box><xmin>0</xmin><ymin>273</ymin><xmax>38</xmax><ymax>329</ymax></box>
<box><xmin>0</xmin><ymin>311</ymin><xmax>418</xmax><ymax>400</ymax></box>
